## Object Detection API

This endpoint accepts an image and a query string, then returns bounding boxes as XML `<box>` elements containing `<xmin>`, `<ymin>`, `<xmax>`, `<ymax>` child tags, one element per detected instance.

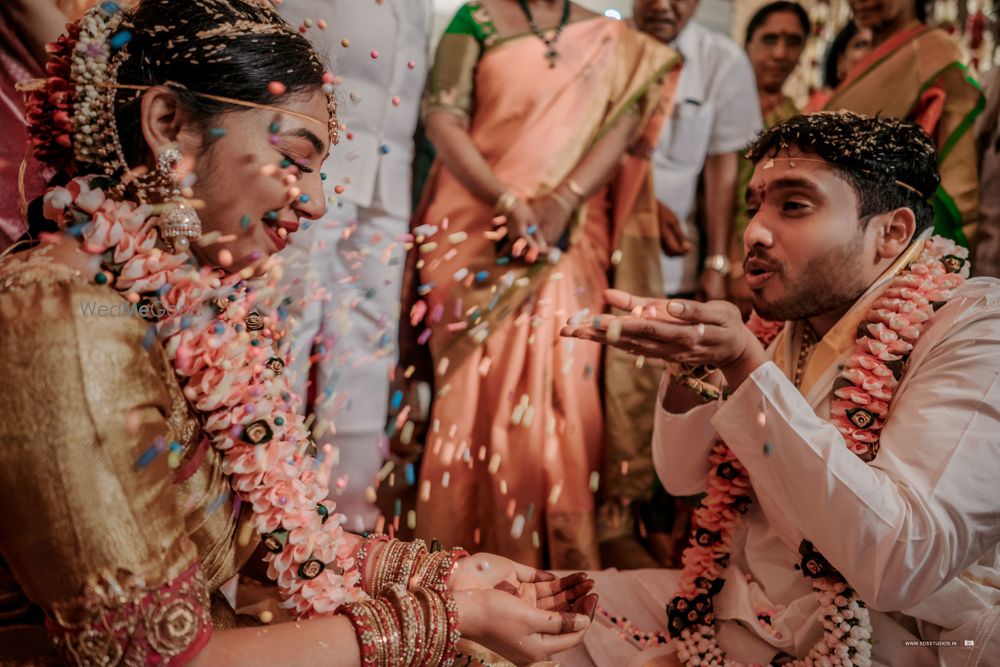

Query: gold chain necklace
<box><xmin>794</xmin><ymin>322</ymin><xmax>818</xmax><ymax>388</ymax></box>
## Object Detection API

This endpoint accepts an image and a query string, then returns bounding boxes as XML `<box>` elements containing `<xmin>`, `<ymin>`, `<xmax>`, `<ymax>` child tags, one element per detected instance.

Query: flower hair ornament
<box><xmin>19</xmin><ymin>0</ymin><xmax>338</xmax><ymax>209</ymax></box>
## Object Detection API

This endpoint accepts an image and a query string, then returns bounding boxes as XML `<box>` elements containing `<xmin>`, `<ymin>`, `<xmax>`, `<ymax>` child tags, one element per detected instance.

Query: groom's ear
<box><xmin>871</xmin><ymin>207</ymin><xmax>917</xmax><ymax>260</ymax></box>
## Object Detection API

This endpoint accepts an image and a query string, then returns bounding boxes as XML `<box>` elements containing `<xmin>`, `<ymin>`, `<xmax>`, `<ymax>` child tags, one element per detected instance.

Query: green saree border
<box><xmin>826</xmin><ymin>25</ymin><xmax>933</xmax><ymax>109</ymax></box>
<box><xmin>908</xmin><ymin>62</ymin><xmax>984</xmax><ymax>163</ymax></box>
<box><xmin>931</xmin><ymin>185</ymin><xmax>968</xmax><ymax>245</ymax></box>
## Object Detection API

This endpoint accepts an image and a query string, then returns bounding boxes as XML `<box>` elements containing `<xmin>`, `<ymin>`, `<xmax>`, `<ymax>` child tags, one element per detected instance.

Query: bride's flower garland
<box><xmin>666</xmin><ymin>236</ymin><xmax>970</xmax><ymax>667</ymax></box>
<box><xmin>43</xmin><ymin>176</ymin><xmax>362</xmax><ymax>617</ymax></box>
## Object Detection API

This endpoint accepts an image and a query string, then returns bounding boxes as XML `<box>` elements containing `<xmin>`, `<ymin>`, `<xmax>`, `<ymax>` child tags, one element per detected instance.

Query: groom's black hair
<box><xmin>746</xmin><ymin>111</ymin><xmax>940</xmax><ymax>235</ymax></box>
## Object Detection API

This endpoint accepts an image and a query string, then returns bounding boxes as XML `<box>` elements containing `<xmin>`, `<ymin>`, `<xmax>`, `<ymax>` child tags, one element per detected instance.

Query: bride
<box><xmin>0</xmin><ymin>1</ymin><xmax>595</xmax><ymax>664</ymax></box>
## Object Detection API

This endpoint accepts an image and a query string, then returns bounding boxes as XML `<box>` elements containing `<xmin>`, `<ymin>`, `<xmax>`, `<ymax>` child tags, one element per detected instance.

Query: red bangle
<box><xmin>335</xmin><ymin>602</ymin><xmax>379</xmax><ymax>666</ymax></box>
<box><xmin>440</xmin><ymin>589</ymin><xmax>461</xmax><ymax>665</ymax></box>
<box><xmin>356</xmin><ymin>533</ymin><xmax>389</xmax><ymax>594</ymax></box>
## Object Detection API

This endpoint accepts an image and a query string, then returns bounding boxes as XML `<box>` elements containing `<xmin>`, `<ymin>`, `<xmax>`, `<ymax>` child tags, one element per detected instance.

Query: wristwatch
<box><xmin>703</xmin><ymin>254</ymin><xmax>731</xmax><ymax>277</ymax></box>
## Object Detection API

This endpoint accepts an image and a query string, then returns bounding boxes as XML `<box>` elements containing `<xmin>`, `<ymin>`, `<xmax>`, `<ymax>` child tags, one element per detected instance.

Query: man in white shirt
<box><xmin>561</xmin><ymin>112</ymin><xmax>1000</xmax><ymax>666</ymax></box>
<box><xmin>634</xmin><ymin>0</ymin><xmax>763</xmax><ymax>301</ymax></box>
<box><xmin>624</xmin><ymin>0</ymin><xmax>764</xmax><ymax>570</ymax></box>
<box><xmin>277</xmin><ymin>0</ymin><xmax>433</xmax><ymax>530</ymax></box>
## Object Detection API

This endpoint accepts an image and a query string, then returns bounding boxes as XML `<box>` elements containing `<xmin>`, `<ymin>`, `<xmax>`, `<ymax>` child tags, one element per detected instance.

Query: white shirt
<box><xmin>653</xmin><ymin>22</ymin><xmax>762</xmax><ymax>295</ymax></box>
<box><xmin>279</xmin><ymin>0</ymin><xmax>433</xmax><ymax>219</ymax></box>
<box><xmin>652</xmin><ymin>278</ymin><xmax>1000</xmax><ymax>665</ymax></box>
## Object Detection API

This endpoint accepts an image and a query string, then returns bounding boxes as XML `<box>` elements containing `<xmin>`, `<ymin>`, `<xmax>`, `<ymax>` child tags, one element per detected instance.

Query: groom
<box><xmin>563</xmin><ymin>112</ymin><xmax>1000</xmax><ymax>665</ymax></box>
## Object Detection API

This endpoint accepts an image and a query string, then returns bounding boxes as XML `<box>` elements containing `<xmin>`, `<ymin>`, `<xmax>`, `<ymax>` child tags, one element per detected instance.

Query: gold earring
<box><xmin>155</xmin><ymin>146</ymin><xmax>201</xmax><ymax>252</ymax></box>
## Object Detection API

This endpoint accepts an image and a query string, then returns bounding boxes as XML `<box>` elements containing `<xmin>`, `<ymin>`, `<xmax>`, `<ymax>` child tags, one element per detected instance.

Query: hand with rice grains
<box><xmin>445</xmin><ymin>552</ymin><xmax>597</xmax><ymax>665</ymax></box>
<box><xmin>456</xmin><ymin>583</ymin><xmax>597</xmax><ymax>665</ymax></box>
<box><xmin>561</xmin><ymin>288</ymin><xmax>770</xmax><ymax>392</ymax></box>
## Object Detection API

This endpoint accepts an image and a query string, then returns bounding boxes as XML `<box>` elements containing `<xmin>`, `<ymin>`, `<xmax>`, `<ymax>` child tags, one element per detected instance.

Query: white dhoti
<box><xmin>553</xmin><ymin>569</ymin><xmax>682</xmax><ymax>667</ymax></box>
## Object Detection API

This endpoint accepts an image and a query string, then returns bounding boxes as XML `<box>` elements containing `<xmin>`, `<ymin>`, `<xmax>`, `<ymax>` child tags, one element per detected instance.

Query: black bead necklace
<box><xmin>517</xmin><ymin>0</ymin><xmax>572</xmax><ymax>68</ymax></box>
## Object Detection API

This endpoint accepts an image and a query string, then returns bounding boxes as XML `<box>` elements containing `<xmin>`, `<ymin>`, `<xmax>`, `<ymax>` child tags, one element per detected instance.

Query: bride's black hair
<box><xmin>19</xmin><ymin>0</ymin><xmax>329</xmax><ymax>247</ymax></box>
<box><xmin>113</xmin><ymin>0</ymin><xmax>328</xmax><ymax>167</ymax></box>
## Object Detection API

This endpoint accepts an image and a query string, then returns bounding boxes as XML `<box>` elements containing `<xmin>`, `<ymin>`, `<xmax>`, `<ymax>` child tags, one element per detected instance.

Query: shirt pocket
<box><xmin>664</xmin><ymin>99</ymin><xmax>714</xmax><ymax>167</ymax></box>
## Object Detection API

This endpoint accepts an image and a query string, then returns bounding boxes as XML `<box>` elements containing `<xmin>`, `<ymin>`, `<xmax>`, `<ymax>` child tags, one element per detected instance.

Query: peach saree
<box><xmin>404</xmin><ymin>3</ymin><xmax>677</xmax><ymax>568</ymax></box>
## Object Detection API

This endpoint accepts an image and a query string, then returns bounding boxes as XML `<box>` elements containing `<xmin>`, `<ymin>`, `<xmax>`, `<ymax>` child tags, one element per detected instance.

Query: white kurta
<box><xmin>561</xmin><ymin>277</ymin><xmax>1000</xmax><ymax>667</ymax></box>
<box><xmin>653</xmin><ymin>22</ymin><xmax>762</xmax><ymax>296</ymax></box>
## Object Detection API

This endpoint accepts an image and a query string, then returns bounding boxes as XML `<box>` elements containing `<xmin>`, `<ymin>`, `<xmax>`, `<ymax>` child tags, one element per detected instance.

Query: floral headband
<box><xmin>21</xmin><ymin>1</ymin><xmax>338</xmax><ymax>194</ymax></box>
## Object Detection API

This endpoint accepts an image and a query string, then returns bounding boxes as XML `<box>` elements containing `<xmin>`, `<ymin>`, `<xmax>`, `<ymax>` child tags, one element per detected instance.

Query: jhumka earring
<box><xmin>155</xmin><ymin>146</ymin><xmax>201</xmax><ymax>252</ymax></box>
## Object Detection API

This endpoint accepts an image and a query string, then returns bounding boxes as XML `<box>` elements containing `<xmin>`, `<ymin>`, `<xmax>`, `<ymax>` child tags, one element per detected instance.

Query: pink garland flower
<box><xmin>830</xmin><ymin>237</ymin><xmax>970</xmax><ymax>462</ymax></box>
<box><xmin>44</xmin><ymin>177</ymin><xmax>363</xmax><ymax>618</ymax></box>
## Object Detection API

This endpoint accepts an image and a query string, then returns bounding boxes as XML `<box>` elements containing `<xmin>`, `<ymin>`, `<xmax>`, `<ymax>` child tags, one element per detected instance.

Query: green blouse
<box><xmin>421</xmin><ymin>2</ymin><xmax>499</xmax><ymax>121</ymax></box>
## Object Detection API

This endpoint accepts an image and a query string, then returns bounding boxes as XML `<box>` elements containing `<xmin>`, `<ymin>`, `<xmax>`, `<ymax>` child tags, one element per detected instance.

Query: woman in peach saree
<box><xmin>398</xmin><ymin>1</ymin><xmax>678</xmax><ymax>569</ymax></box>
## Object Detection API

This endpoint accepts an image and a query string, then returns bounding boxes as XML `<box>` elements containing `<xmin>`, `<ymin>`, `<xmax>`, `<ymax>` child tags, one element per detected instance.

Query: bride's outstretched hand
<box><xmin>455</xmin><ymin>586</ymin><xmax>598</xmax><ymax>665</ymax></box>
<box><xmin>450</xmin><ymin>553</ymin><xmax>595</xmax><ymax>611</ymax></box>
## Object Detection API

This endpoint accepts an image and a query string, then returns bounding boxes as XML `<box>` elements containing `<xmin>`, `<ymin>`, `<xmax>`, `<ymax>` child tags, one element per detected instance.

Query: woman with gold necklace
<box><xmin>403</xmin><ymin>0</ymin><xmax>681</xmax><ymax>571</ymax></box>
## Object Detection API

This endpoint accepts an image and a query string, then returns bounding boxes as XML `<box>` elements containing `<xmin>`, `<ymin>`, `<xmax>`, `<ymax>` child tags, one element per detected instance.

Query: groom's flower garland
<box><xmin>43</xmin><ymin>176</ymin><xmax>362</xmax><ymax>618</ymax></box>
<box><xmin>666</xmin><ymin>236</ymin><xmax>970</xmax><ymax>667</ymax></box>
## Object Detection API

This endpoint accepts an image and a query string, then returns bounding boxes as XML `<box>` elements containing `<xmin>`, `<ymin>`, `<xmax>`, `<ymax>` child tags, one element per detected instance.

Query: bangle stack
<box><xmin>494</xmin><ymin>190</ymin><xmax>518</xmax><ymax>217</ymax></box>
<box><xmin>415</xmin><ymin>547</ymin><xmax>470</xmax><ymax>593</ymax></box>
<box><xmin>372</xmin><ymin>539</ymin><xmax>421</xmax><ymax>595</ymax></box>
<box><xmin>337</xmin><ymin>584</ymin><xmax>461</xmax><ymax>667</ymax></box>
<box><xmin>368</xmin><ymin>538</ymin><xmax>469</xmax><ymax>596</ymax></box>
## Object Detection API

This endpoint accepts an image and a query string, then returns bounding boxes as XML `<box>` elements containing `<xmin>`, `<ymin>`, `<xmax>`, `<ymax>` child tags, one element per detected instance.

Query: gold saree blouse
<box><xmin>0</xmin><ymin>248</ymin><xmax>259</xmax><ymax>663</ymax></box>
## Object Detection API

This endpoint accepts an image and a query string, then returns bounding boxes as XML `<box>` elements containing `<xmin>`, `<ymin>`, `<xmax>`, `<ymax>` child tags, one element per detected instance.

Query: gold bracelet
<box><xmin>385</xmin><ymin>585</ymin><xmax>419</xmax><ymax>666</ymax></box>
<box><xmin>548</xmin><ymin>190</ymin><xmax>575</xmax><ymax>214</ymax></box>
<box><xmin>493</xmin><ymin>190</ymin><xmax>518</xmax><ymax>217</ymax></box>
<box><xmin>373</xmin><ymin>539</ymin><xmax>404</xmax><ymax>596</ymax></box>
<box><xmin>413</xmin><ymin>586</ymin><xmax>448</xmax><ymax>667</ymax></box>
<box><xmin>398</xmin><ymin>540</ymin><xmax>428</xmax><ymax>589</ymax></box>
<box><xmin>672</xmin><ymin>363</ymin><xmax>726</xmax><ymax>402</ymax></box>
<box><xmin>566</xmin><ymin>178</ymin><xmax>586</xmax><ymax>199</ymax></box>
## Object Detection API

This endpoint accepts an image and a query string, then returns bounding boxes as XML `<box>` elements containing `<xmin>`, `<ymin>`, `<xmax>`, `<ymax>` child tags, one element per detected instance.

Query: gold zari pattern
<box><xmin>0</xmin><ymin>248</ymin><xmax>257</xmax><ymax>662</ymax></box>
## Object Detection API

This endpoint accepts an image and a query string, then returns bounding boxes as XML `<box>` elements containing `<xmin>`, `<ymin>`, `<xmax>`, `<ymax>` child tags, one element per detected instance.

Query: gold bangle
<box><xmin>357</xmin><ymin>534</ymin><xmax>389</xmax><ymax>594</ymax></box>
<box><xmin>371</xmin><ymin>598</ymin><xmax>402</xmax><ymax>667</ymax></box>
<box><xmin>566</xmin><ymin>178</ymin><xmax>586</xmax><ymax>199</ymax></box>
<box><xmin>373</xmin><ymin>539</ymin><xmax>404</xmax><ymax>596</ymax></box>
<box><xmin>398</xmin><ymin>541</ymin><xmax>425</xmax><ymax>588</ymax></box>
<box><xmin>413</xmin><ymin>586</ymin><xmax>448</xmax><ymax>667</ymax></box>
<box><xmin>493</xmin><ymin>190</ymin><xmax>518</xmax><ymax>217</ymax></box>
<box><xmin>549</xmin><ymin>190</ymin><xmax>575</xmax><ymax>214</ymax></box>
<box><xmin>415</xmin><ymin>551</ymin><xmax>448</xmax><ymax>591</ymax></box>
<box><xmin>386</xmin><ymin>585</ymin><xmax>419</xmax><ymax>666</ymax></box>
<box><xmin>359</xmin><ymin>600</ymin><xmax>393</xmax><ymax>667</ymax></box>
<box><xmin>413</xmin><ymin>550</ymin><xmax>439</xmax><ymax>587</ymax></box>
